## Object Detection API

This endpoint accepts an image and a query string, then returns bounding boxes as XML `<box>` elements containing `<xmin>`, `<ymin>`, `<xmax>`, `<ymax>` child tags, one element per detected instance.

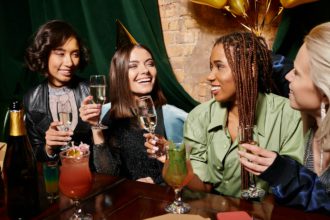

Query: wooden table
<box><xmin>1</xmin><ymin>174</ymin><xmax>329</xmax><ymax>220</ymax></box>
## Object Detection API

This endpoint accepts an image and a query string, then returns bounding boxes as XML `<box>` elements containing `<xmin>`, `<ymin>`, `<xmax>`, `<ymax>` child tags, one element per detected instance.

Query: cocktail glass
<box><xmin>59</xmin><ymin>149</ymin><xmax>93</xmax><ymax>220</ymax></box>
<box><xmin>162</xmin><ymin>142</ymin><xmax>194</xmax><ymax>214</ymax></box>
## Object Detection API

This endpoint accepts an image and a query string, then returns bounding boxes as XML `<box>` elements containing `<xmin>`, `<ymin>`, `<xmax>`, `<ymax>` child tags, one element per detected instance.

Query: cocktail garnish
<box><xmin>66</xmin><ymin>142</ymin><xmax>90</xmax><ymax>158</ymax></box>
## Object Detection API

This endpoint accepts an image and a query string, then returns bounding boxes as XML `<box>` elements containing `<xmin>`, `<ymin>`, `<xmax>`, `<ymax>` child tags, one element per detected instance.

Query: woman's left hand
<box><xmin>144</xmin><ymin>133</ymin><xmax>166</xmax><ymax>163</ymax></box>
<box><xmin>238</xmin><ymin>143</ymin><xmax>277</xmax><ymax>176</ymax></box>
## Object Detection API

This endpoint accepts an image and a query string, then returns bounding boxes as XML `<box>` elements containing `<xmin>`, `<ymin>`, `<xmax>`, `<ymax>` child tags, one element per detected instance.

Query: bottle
<box><xmin>2</xmin><ymin>100</ymin><xmax>39</xmax><ymax>219</ymax></box>
<box><xmin>0</xmin><ymin>167</ymin><xmax>4</xmax><ymax>208</ymax></box>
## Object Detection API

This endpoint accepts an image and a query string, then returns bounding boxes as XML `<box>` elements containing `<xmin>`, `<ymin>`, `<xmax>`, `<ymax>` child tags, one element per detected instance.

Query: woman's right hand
<box><xmin>79</xmin><ymin>96</ymin><xmax>101</xmax><ymax>126</ymax></box>
<box><xmin>45</xmin><ymin>121</ymin><xmax>73</xmax><ymax>155</ymax></box>
<box><xmin>238</xmin><ymin>143</ymin><xmax>277</xmax><ymax>176</ymax></box>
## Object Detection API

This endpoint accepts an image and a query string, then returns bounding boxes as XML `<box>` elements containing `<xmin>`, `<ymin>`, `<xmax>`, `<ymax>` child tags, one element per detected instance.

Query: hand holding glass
<box><xmin>162</xmin><ymin>142</ymin><xmax>194</xmax><ymax>214</ymax></box>
<box><xmin>238</xmin><ymin>125</ymin><xmax>265</xmax><ymax>200</ymax></box>
<box><xmin>90</xmin><ymin>75</ymin><xmax>108</xmax><ymax>129</ymax></box>
<box><xmin>59</xmin><ymin>150</ymin><xmax>93</xmax><ymax>220</ymax></box>
<box><xmin>138</xmin><ymin>96</ymin><xmax>165</xmax><ymax>157</ymax></box>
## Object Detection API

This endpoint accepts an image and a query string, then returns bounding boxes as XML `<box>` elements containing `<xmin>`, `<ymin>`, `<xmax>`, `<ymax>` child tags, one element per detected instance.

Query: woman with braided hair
<box><xmin>180</xmin><ymin>32</ymin><xmax>304</xmax><ymax>197</ymax></box>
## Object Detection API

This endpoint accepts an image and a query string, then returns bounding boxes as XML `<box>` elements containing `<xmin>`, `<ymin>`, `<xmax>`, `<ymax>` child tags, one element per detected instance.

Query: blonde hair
<box><xmin>305</xmin><ymin>22</ymin><xmax>330</xmax><ymax>151</ymax></box>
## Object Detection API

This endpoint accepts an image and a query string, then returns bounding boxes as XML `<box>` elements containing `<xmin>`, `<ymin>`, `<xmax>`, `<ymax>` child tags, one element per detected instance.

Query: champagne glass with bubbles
<box><xmin>90</xmin><ymin>75</ymin><xmax>108</xmax><ymax>129</ymax></box>
<box><xmin>57</xmin><ymin>100</ymin><xmax>72</xmax><ymax>150</ymax></box>
<box><xmin>137</xmin><ymin>96</ymin><xmax>163</xmax><ymax>158</ymax></box>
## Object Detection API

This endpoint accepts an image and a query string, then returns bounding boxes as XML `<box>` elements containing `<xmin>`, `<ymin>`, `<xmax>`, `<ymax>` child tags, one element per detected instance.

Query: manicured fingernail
<box><xmin>151</xmin><ymin>140</ymin><xmax>157</xmax><ymax>145</ymax></box>
<box><xmin>152</xmin><ymin>147</ymin><xmax>159</xmax><ymax>151</ymax></box>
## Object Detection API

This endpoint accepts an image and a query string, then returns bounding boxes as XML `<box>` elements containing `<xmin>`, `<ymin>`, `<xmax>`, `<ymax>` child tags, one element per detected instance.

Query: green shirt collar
<box><xmin>207</xmin><ymin>93</ymin><xmax>267</xmax><ymax>137</ymax></box>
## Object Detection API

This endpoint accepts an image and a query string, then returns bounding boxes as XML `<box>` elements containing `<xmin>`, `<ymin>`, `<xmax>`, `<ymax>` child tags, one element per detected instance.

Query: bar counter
<box><xmin>0</xmin><ymin>173</ymin><xmax>329</xmax><ymax>219</ymax></box>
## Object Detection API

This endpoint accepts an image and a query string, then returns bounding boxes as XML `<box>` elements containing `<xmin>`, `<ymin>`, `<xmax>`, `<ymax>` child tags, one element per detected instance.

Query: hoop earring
<box><xmin>321</xmin><ymin>102</ymin><xmax>326</xmax><ymax>121</ymax></box>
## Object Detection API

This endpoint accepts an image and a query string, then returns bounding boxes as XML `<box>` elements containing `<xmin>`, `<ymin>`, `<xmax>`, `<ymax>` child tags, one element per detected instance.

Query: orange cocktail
<box><xmin>59</xmin><ymin>150</ymin><xmax>92</xmax><ymax>200</ymax></box>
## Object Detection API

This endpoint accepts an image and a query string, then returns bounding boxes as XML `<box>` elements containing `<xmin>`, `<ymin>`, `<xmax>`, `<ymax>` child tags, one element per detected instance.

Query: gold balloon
<box><xmin>280</xmin><ymin>0</ymin><xmax>319</xmax><ymax>8</ymax></box>
<box><xmin>227</xmin><ymin>0</ymin><xmax>249</xmax><ymax>17</ymax></box>
<box><xmin>190</xmin><ymin>0</ymin><xmax>228</xmax><ymax>9</ymax></box>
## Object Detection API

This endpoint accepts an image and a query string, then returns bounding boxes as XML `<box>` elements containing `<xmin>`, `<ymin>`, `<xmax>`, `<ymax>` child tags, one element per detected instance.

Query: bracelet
<box><xmin>45</xmin><ymin>145</ymin><xmax>57</xmax><ymax>159</ymax></box>
<box><xmin>94</xmin><ymin>143</ymin><xmax>105</xmax><ymax>148</ymax></box>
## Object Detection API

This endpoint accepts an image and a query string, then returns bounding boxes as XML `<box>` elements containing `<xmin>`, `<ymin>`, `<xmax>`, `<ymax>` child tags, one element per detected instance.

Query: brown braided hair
<box><xmin>214</xmin><ymin>32</ymin><xmax>275</xmax><ymax>189</ymax></box>
<box><xmin>214</xmin><ymin>32</ymin><xmax>274</xmax><ymax>132</ymax></box>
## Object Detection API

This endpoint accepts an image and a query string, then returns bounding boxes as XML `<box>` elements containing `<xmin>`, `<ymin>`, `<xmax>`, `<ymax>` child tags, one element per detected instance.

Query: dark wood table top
<box><xmin>1</xmin><ymin>174</ymin><xmax>329</xmax><ymax>220</ymax></box>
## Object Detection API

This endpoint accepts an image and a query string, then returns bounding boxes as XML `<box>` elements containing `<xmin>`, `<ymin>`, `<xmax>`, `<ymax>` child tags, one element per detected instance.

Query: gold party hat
<box><xmin>116</xmin><ymin>19</ymin><xmax>138</xmax><ymax>50</ymax></box>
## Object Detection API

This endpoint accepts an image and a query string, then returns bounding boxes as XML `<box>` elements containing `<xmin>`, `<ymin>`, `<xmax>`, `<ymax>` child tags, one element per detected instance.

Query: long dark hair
<box><xmin>25</xmin><ymin>20</ymin><xmax>89</xmax><ymax>75</ymax></box>
<box><xmin>109</xmin><ymin>44</ymin><xmax>166</xmax><ymax>119</ymax></box>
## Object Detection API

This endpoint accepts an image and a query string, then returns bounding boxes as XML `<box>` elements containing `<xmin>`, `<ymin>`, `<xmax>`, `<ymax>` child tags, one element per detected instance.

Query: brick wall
<box><xmin>158</xmin><ymin>0</ymin><xmax>279</xmax><ymax>102</ymax></box>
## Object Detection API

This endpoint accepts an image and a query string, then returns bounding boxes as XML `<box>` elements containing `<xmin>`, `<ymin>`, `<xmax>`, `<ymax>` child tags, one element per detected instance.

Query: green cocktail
<box><xmin>42</xmin><ymin>161</ymin><xmax>59</xmax><ymax>202</ymax></box>
<box><xmin>162</xmin><ymin>142</ymin><xmax>194</xmax><ymax>214</ymax></box>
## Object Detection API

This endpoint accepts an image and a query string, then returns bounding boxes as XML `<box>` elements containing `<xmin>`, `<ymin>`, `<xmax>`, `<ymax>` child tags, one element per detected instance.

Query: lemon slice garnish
<box><xmin>67</xmin><ymin>148</ymin><xmax>83</xmax><ymax>157</ymax></box>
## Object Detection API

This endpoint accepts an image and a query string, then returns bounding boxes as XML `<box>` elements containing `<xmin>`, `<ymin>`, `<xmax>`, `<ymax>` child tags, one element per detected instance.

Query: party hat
<box><xmin>116</xmin><ymin>19</ymin><xmax>138</xmax><ymax>50</ymax></box>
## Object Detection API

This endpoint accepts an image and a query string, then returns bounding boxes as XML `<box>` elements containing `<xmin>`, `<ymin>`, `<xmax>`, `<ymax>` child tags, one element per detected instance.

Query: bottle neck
<box><xmin>9</xmin><ymin>110</ymin><xmax>26</xmax><ymax>136</ymax></box>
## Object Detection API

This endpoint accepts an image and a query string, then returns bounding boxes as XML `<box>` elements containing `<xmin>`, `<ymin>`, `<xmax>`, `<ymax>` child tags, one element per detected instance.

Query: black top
<box><xmin>23</xmin><ymin>76</ymin><xmax>92</xmax><ymax>162</ymax></box>
<box><xmin>93</xmin><ymin>107</ymin><xmax>166</xmax><ymax>184</ymax></box>
<box><xmin>260</xmin><ymin>152</ymin><xmax>330</xmax><ymax>213</ymax></box>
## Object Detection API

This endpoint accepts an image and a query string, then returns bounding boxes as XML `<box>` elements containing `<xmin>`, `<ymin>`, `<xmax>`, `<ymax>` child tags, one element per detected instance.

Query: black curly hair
<box><xmin>25</xmin><ymin>20</ymin><xmax>89</xmax><ymax>75</ymax></box>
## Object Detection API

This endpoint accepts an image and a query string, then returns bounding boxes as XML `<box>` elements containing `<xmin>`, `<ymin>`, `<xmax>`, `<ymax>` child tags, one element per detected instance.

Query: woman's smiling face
<box><xmin>285</xmin><ymin>43</ymin><xmax>323</xmax><ymax>115</ymax></box>
<box><xmin>207</xmin><ymin>43</ymin><xmax>236</xmax><ymax>103</ymax></box>
<box><xmin>48</xmin><ymin>37</ymin><xmax>80</xmax><ymax>87</ymax></box>
<box><xmin>128</xmin><ymin>47</ymin><xmax>157</xmax><ymax>97</ymax></box>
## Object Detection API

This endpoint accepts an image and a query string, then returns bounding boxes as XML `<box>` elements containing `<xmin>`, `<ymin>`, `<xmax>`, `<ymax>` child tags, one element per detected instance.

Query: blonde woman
<box><xmin>239</xmin><ymin>22</ymin><xmax>330</xmax><ymax>213</ymax></box>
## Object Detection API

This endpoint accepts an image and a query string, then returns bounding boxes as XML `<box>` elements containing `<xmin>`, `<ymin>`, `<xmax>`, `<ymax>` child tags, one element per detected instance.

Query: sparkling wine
<box><xmin>3</xmin><ymin>101</ymin><xmax>39</xmax><ymax>218</ymax></box>
<box><xmin>90</xmin><ymin>85</ymin><xmax>106</xmax><ymax>104</ymax></box>
<box><xmin>139</xmin><ymin>114</ymin><xmax>157</xmax><ymax>132</ymax></box>
<box><xmin>58</xmin><ymin>112</ymin><xmax>72</xmax><ymax>131</ymax></box>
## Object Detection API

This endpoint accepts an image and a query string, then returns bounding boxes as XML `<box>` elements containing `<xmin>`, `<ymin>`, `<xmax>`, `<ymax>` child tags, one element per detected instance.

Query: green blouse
<box><xmin>184</xmin><ymin>93</ymin><xmax>304</xmax><ymax>197</ymax></box>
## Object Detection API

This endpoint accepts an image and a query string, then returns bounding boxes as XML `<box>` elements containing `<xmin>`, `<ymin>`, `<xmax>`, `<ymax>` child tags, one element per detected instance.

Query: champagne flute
<box><xmin>238</xmin><ymin>125</ymin><xmax>265</xmax><ymax>200</ymax></box>
<box><xmin>59</xmin><ymin>149</ymin><xmax>93</xmax><ymax>220</ymax></box>
<box><xmin>90</xmin><ymin>75</ymin><xmax>108</xmax><ymax>129</ymax></box>
<box><xmin>137</xmin><ymin>96</ymin><xmax>164</xmax><ymax>158</ymax></box>
<box><xmin>57</xmin><ymin>100</ymin><xmax>72</xmax><ymax>150</ymax></box>
<box><xmin>162</xmin><ymin>142</ymin><xmax>194</xmax><ymax>214</ymax></box>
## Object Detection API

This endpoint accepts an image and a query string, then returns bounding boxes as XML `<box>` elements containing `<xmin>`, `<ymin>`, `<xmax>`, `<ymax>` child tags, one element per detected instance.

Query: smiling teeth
<box><xmin>137</xmin><ymin>79</ymin><xmax>151</xmax><ymax>83</ymax></box>
<box><xmin>211</xmin><ymin>86</ymin><xmax>220</xmax><ymax>91</ymax></box>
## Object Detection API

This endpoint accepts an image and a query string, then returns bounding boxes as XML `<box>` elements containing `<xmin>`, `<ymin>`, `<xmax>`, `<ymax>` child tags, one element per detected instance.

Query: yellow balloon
<box><xmin>280</xmin><ymin>0</ymin><xmax>319</xmax><ymax>8</ymax></box>
<box><xmin>228</xmin><ymin>0</ymin><xmax>249</xmax><ymax>17</ymax></box>
<box><xmin>190</xmin><ymin>0</ymin><xmax>228</xmax><ymax>9</ymax></box>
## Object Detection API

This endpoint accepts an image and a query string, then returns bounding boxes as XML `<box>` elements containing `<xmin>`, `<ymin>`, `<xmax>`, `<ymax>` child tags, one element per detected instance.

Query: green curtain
<box><xmin>0</xmin><ymin>0</ymin><xmax>198</xmax><ymax>141</ymax></box>
<box><xmin>272</xmin><ymin>0</ymin><xmax>330</xmax><ymax>61</ymax></box>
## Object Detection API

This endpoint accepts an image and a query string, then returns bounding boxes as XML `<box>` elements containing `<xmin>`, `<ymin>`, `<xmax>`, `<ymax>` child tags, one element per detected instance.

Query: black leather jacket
<box><xmin>23</xmin><ymin>76</ymin><xmax>92</xmax><ymax>162</ymax></box>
